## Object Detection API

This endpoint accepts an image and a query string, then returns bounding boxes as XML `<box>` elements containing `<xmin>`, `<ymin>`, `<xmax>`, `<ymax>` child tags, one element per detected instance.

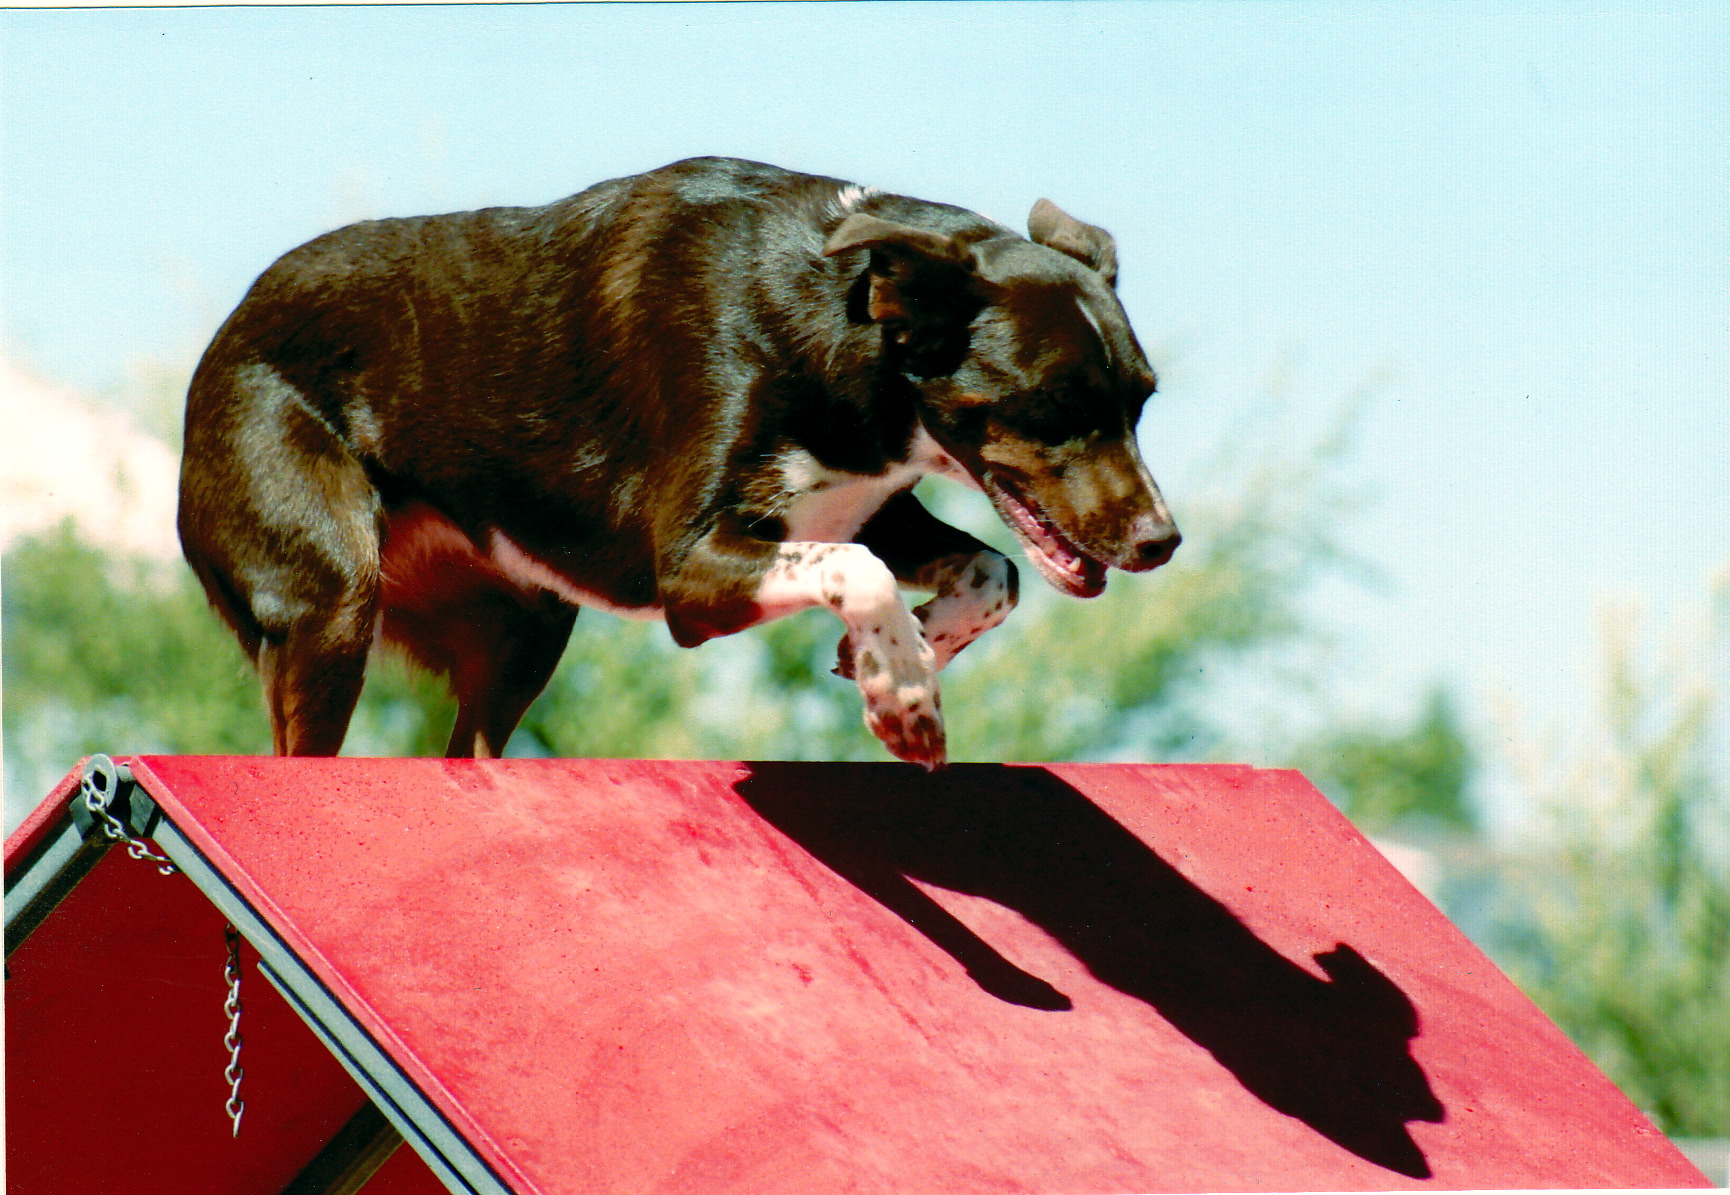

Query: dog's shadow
<box><xmin>734</xmin><ymin>762</ymin><xmax>1445</xmax><ymax>1179</ymax></box>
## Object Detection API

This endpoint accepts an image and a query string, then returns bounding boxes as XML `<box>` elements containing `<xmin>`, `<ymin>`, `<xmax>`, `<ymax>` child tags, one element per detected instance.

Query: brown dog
<box><xmin>178</xmin><ymin>157</ymin><xmax>1178</xmax><ymax>767</ymax></box>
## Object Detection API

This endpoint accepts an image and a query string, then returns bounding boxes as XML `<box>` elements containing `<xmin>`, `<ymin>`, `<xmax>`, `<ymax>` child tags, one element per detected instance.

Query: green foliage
<box><xmin>1484</xmin><ymin>584</ymin><xmax>1730</xmax><ymax>1135</ymax></box>
<box><xmin>518</xmin><ymin>617</ymin><xmax>712</xmax><ymax>760</ymax></box>
<box><xmin>1297</xmin><ymin>686</ymin><xmax>1478</xmax><ymax>836</ymax></box>
<box><xmin>3</xmin><ymin>523</ymin><xmax>272</xmax><ymax>793</ymax></box>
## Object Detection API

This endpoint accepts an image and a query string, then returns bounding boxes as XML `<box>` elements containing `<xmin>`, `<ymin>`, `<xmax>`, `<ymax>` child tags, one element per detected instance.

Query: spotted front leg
<box><xmin>907</xmin><ymin>550</ymin><xmax>1019</xmax><ymax>670</ymax></box>
<box><xmin>758</xmin><ymin>542</ymin><xmax>946</xmax><ymax>769</ymax></box>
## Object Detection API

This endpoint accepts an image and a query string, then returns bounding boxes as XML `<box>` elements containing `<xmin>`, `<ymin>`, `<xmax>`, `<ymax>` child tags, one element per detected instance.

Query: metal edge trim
<box><xmin>5</xmin><ymin>812</ymin><xmax>89</xmax><ymax>906</ymax></box>
<box><xmin>259</xmin><ymin>960</ymin><xmax>481</xmax><ymax>1195</ymax></box>
<box><xmin>4</xmin><ymin>809</ymin><xmax>109</xmax><ymax>958</ymax></box>
<box><xmin>148</xmin><ymin>815</ymin><xmax>515</xmax><ymax>1195</ymax></box>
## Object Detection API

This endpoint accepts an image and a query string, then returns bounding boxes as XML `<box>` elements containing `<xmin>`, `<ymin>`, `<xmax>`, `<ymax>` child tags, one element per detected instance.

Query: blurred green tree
<box><xmin>3</xmin><ymin>523</ymin><xmax>269</xmax><ymax>772</ymax></box>
<box><xmin>1486</xmin><ymin>585</ymin><xmax>1730</xmax><ymax>1135</ymax></box>
<box><xmin>1296</xmin><ymin>685</ymin><xmax>1478</xmax><ymax>837</ymax></box>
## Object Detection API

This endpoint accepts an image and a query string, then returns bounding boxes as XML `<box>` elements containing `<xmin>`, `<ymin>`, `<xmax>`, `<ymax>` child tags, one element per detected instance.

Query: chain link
<box><xmin>79</xmin><ymin>761</ymin><xmax>242</xmax><ymax>1134</ymax></box>
<box><xmin>79</xmin><ymin>767</ymin><xmax>177</xmax><ymax>875</ymax></box>
<box><xmin>224</xmin><ymin>925</ymin><xmax>246</xmax><ymax>1137</ymax></box>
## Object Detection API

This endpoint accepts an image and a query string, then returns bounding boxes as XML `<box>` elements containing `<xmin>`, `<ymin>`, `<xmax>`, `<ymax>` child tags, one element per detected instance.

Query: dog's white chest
<box><xmin>777</xmin><ymin>428</ymin><xmax>971</xmax><ymax>543</ymax></box>
<box><xmin>779</xmin><ymin>458</ymin><xmax>916</xmax><ymax>543</ymax></box>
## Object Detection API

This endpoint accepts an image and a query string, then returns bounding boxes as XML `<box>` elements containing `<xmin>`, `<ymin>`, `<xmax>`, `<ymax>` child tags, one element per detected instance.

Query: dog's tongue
<box><xmin>990</xmin><ymin>481</ymin><xmax>1108</xmax><ymax>598</ymax></box>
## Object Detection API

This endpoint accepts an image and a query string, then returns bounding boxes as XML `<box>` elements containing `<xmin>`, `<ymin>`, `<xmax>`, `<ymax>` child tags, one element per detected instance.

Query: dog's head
<box><xmin>825</xmin><ymin>202</ymin><xmax>1179</xmax><ymax>597</ymax></box>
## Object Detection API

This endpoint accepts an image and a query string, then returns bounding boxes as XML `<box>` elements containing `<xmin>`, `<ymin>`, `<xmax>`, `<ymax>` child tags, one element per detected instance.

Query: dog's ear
<box><xmin>824</xmin><ymin>214</ymin><xmax>967</xmax><ymax>270</ymax></box>
<box><xmin>1027</xmin><ymin>199</ymin><xmax>1118</xmax><ymax>287</ymax></box>
<box><xmin>823</xmin><ymin>215</ymin><xmax>996</xmax><ymax>373</ymax></box>
<box><xmin>822</xmin><ymin>214</ymin><xmax>994</xmax><ymax>324</ymax></box>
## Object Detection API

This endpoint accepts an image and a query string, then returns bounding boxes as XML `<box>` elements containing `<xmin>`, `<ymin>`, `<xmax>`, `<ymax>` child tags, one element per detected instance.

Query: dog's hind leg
<box><xmin>376</xmin><ymin>505</ymin><xmax>577</xmax><ymax>759</ymax></box>
<box><xmin>440</xmin><ymin>593</ymin><xmax>576</xmax><ymax>759</ymax></box>
<box><xmin>258</xmin><ymin>601</ymin><xmax>376</xmax><ymax>756</ymax></box>
<box><xmin>180</xmin><ymin>362</ymin><xmax>384</xmax><ymax>757</ymax></box>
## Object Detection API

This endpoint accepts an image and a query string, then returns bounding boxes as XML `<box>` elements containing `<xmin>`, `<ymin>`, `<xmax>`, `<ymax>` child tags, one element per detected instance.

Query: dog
<box><xmin>178</xmin><ymin>157</ymin><xmax>1179</xmax><ymax>768</ymax></box>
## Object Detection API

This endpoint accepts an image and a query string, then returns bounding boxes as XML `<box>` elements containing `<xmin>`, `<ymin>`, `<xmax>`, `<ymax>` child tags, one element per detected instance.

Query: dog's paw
<box><xmin>863</xmin><ymin>690</ymin><xmax>947</xmax><ymax>771</ymax></box>
<box><xmin>852</xmin><ymin>635</ymin><xmax>946</xmax><ymax>768</ymax></box>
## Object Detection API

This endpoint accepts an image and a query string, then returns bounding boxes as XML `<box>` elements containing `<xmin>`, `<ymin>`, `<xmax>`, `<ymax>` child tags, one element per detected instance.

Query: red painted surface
<box><xmin>73</xmin><ymin>755</ymin><xmax>1701</xmax><ymax>1193</ymax></box>
<box><xmin>4</xmin><ymin>799</ymin><xmax>447</xmax><ymax>1195</ymax></box>
<box><xmin>4</xmin><ymin>760</ymin><xmax>82</xmax><ymax>864</ymax></box>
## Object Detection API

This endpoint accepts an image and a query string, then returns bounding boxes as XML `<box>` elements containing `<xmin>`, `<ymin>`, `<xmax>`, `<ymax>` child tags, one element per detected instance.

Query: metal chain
<box><xmin>77</xmin><ymin>760</ymin><xmax>242</xmax><ymax>1136</ymax></box>
<box><xmin>223</xmin><ymin>925</ymin><xmax>246</xmax><ymax>1137</ymax></box>
<box><xmin>79</xmin><ymin>768</ymin><xmax>177</xmax><ymax>875</ymax></box>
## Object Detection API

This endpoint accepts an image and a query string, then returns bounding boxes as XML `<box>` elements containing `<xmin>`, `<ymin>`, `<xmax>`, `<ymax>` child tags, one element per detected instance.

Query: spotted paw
<box><xmin>864</xmin><ymin>693</ymin><xmax>948</xmax><ymax>771</ymax></box>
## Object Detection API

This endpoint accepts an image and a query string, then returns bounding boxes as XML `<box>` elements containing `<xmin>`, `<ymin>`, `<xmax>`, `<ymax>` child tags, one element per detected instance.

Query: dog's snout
<box><xmin>1129</xmin><ymin>528</ymin><xmax>1180</xmax><ymax>571</ymax></box>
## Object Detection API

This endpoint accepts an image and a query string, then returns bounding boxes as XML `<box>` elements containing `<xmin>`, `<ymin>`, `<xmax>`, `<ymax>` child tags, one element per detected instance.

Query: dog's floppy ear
<box><xmin>824</xmin><ymin>213</ymin><xmax>967</xmax><ymax>269</ymax></box>
<box><xmin>823</xmin><ymin>214</ymin><xmax>996</xmax><ymax>373</ymax></box>
<box><xmin>1027</xmin><ymin>198</ymin><xmax>1118</xmax><ymax>287</ymax></box>
<box><xmin>823</xmin><ymin>213</ymin><xmax>987</xmax><ymax>325</ymax></box>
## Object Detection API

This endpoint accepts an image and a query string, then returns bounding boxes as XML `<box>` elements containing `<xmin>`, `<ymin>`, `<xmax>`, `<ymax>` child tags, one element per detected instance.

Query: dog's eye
<box><xmin>1008</xmin><ymin>384</ymin><xmax>1104</xmax><ymax>446</ymax></box>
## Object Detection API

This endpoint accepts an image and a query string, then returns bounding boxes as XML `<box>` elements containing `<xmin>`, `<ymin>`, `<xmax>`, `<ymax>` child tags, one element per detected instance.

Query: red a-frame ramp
<box><xmin>5</xmin><ymin>757</ymin><xmax>1711</xmax><ymax>1192</ymax></box>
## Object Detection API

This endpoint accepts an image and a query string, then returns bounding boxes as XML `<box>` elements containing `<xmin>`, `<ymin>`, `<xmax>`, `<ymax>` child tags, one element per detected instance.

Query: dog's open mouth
<box><xmin>983</xmin><ymin>476</ymin><xmax>1108</xmax><ymax>598</ymax></box>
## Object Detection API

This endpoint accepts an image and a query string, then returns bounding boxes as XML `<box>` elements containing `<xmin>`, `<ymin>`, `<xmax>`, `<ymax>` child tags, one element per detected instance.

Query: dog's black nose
<box><xmin>1131</xmin><ymin>530</ymin><xmax>1181</xmax><ymax>571</ymax></box>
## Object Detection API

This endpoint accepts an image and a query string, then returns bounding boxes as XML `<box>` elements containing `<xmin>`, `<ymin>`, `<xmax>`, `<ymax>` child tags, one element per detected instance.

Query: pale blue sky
<box><xmin>3</xmin><ymin>2</ymin><xmax>1725</xmax><ymax>785</ymax></box>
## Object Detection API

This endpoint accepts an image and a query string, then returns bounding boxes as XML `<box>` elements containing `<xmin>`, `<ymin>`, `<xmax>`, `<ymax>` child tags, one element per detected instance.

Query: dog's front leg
<box><xmin>854</xmin><ymin>490</ymin><xmax>1020</xmax><ymax>671</ymax></box>
<box><xmin>662</xmin><ymin>528</ymin><xmax>945</xmax><ymax>768</ymax></box>
<box><xmin>768</xmin><ymin>542</ymin><xmax>946</xmax><ymax>767</ymax></box>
